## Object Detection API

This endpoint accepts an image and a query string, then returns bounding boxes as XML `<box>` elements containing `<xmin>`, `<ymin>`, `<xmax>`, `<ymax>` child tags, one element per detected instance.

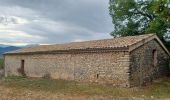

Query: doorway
<box><xmin>20</xmin><ymin>60</ymin><xmax>25</xmax><ymax>76</ymax></box>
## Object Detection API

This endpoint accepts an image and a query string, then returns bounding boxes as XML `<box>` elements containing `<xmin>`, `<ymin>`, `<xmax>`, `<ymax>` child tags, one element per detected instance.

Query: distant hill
<box><xmin>0</xmin><ymin>46</ymin><xmax>21</xmax><ymax>58</ymax></box>
<box><xmin>0</xmin><ymin>44</ymin><xmax>11</xmax><ymax>48</ymax></box>
<box><xmin>0</xmin><ymin>44</ymin><xmax>40</xmax><ymax>58</ymax></box>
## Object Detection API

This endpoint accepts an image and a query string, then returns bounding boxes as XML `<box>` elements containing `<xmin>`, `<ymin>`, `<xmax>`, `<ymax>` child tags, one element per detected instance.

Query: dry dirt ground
<box><xmin>0</xmin><ymin>85</ymin><xmax>169</xmax><ymax>100</ymax></box>
<box><xmin>0</xmin><ymin>85</ymin><xmax>139</xmax><ymax>100</ymax></box>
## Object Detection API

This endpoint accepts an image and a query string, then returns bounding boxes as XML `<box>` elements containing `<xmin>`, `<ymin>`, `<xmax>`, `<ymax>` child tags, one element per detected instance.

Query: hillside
<box><xmin>0</xmin><ymin>46</ymin><xmax>21</xmax><ymax>58</ymax></box>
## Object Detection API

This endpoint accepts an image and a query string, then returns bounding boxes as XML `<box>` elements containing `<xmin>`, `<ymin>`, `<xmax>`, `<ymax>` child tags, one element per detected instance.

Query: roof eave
<box><xmin>4</xmin><ymin>47</ymin><xmax>129</xmax><ymax>55</ymax></box>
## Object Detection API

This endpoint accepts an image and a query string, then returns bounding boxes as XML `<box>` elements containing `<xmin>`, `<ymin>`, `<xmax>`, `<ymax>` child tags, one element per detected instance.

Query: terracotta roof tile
<box><xmin>5</xmin><ymin>34</ymin><xmax>154</xmax><ymax>54</ymax></box>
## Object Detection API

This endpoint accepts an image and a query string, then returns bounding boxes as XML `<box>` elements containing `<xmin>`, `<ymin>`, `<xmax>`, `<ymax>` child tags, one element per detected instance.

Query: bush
<box><xmin>17</xmin><ymin>68</ymin><xmax>26</xmax><ymax>76</ymax></box>
<box><xmin>168</xmin><ymin>61</ymin><xmax>170</xmax><ymax>70</ymax></box>
<box><xmin>167</xmin><ymin>61</ymin><xmax>170</xmax><ymax>76</ymax></box>
<box><xmin>43</xmin><ymin>73</ymin><xmax>51</xmax><ymax>79</ymax></box>
<box><xmin>0</xmin><ymin>59</ymin><xmax>4</xmax><ymax>69</ymax></box>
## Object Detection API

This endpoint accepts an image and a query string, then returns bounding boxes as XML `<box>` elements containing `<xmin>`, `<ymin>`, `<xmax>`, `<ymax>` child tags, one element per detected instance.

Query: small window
<box><xmin>96</xmin><ymin>74</ymin><xmax>99</xmax><ymax>79</ymax></box>
<box><xmin>152</xmin><ymin>49</ymin><xmax>157</xmax><ymax>67</ymax></box>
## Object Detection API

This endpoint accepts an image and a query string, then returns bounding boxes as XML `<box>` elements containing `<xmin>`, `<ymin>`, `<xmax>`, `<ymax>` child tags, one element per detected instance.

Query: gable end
<box><xmin>129</xmin><ymin>35</ymin><xmax>170</xmax><ymax>56</ymax></box>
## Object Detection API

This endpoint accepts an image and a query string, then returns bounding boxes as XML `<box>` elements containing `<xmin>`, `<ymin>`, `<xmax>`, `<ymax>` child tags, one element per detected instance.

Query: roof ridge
<box><xmin>45</xmin><ymin>34</ymin><xmax>155</xmax><ymax>46</ymax></box>
<box><xmin>127</xmin><ymin>34</ymin><xmax>155</xmax><ymax>47</ymax></box>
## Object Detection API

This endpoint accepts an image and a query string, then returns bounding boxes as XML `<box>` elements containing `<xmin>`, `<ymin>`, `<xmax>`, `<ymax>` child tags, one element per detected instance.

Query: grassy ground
<box><xmin>0</xmin><ymin>76</ymin><xmax>170</xmax><ymax>100</ymax></box>
<box><xmin>0</xmin><ymin>59</ymin><xmax>4</xmax><ymax>69</ymax></box>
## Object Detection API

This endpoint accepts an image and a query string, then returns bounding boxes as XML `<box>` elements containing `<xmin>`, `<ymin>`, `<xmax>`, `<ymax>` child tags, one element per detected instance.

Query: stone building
<box><xmin>4</xmin><ymin>34</ymin><xmax>170</xmax><ymax>87</ymax></box>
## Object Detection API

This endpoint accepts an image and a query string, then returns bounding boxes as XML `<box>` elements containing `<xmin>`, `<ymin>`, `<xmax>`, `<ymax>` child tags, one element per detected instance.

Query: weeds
<box><xmin>0</xmin><ymin>59</ymin><xmax>4</xmax><ymax>69</ymax></box>
<box><xmin>1</xmin><ymin>76</ymin><xmax>170</xmax><ymax>99</ymax></box>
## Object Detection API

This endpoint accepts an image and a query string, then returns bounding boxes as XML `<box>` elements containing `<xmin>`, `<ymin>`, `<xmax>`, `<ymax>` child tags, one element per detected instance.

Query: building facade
<box><xmin>4</xmin><ymin>34</ymin><xmax>170</xmax><ymax>87</ymax></box>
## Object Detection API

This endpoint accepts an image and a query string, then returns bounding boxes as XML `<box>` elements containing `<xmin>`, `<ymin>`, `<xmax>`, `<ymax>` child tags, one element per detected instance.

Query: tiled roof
<box><xmin>5</xmin><ymin>34</ymin><xmax>154</xmax><ymax>54</ymax></box>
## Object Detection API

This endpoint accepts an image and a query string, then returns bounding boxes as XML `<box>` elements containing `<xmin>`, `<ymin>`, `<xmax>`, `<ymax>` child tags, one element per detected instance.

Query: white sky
<box><xmin>0</xmin><ymin>0</ymin><xmax>113</xmax><ymax>46</ymax></box>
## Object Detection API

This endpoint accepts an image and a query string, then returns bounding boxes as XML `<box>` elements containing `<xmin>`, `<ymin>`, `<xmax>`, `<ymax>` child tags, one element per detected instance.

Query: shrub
<box><xmin>0</xmin><ymin>59</ymin><xmax>4</xmax><ymax>69</ymax></box>
<box><xmin>167</xmin><ymin>61</ymin><xmax>170</xmax><ymax>76</ymax></box>
<box><xmin>169</xmin><ymin>61</ymin><xmax>170</xmax><ymax>69</ymax></box>
<box><xmin>43</xmin><ymin>73</ymin><xmax>51</xmax><ymax>79</ymax></box>
<box><xmin>17</xmin><ymin>68</ymin><xmax>26</xmax><ymax>76</ymax></box>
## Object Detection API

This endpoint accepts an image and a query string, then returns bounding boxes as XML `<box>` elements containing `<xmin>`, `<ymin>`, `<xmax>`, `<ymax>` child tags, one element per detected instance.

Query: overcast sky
<box><xmin>0</xmin><ymin>0</ymin><xmax>113</xmax><ymax>46</ymax></box>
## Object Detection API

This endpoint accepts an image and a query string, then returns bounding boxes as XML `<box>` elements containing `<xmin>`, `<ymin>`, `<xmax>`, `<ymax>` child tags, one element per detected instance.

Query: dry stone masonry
<box><xmin>4</xmin><ymin>34</ymin><xmax>170</xmax><ymax>87</ymax></box>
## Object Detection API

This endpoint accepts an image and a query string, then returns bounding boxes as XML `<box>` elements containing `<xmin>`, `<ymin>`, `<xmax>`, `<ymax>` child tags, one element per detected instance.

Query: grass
<box><xmin>2</xmin><ymin>76</ymin><xmax>131</xmax><ymax>95</ymax></box>
<box><xmin>0</xmin><ymin>59</ymin><xmax>4</xmax><ymax>69</ymax></box>
<box><xmin>0</xmin><ymin>76</ymin><xmax>170</xmax><ymax>99</ymax></box>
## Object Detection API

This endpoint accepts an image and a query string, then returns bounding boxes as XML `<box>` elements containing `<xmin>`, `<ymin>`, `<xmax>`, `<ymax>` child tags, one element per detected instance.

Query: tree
<box><xmin>109</xmin><ymin>0</ymin><xmax>170</xmax><ymax>43</ymax></box>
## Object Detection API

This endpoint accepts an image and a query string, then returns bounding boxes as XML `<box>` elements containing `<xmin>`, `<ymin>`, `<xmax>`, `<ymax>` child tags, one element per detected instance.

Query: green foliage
<box><xmin>168</xmin><ymin>60</ymin><xmax>170</xmax><ymax>69</ymax></box>
<box><xmin>0</xmin><ymin>59</ymin><xmax>4</xmax><ymax>69</ymax></box>
<box><xmin>164</xmin><ymin>41</ymin><xmax>170</xmax><ymax>51</ymax></box>
<box><xmin>109</xmin><ymin>0</ymin><xmax>170</xmax><ymax>42</ymax></box>
<box><xmin>43</xmin><ymin>73</ymin><xmax>51</xmax><ymax>79</ymax></box>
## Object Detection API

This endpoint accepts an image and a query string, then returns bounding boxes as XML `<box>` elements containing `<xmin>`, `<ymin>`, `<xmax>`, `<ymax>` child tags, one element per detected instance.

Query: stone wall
<box><xmin>129</xmin><ymin>39</ymin><xmax>169</xmax><ymax>87</ymax></box>
<box><xmin>4</xmin><ymin>51</ymin><xmax>130</xmax><ymax>87</ymax></box>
